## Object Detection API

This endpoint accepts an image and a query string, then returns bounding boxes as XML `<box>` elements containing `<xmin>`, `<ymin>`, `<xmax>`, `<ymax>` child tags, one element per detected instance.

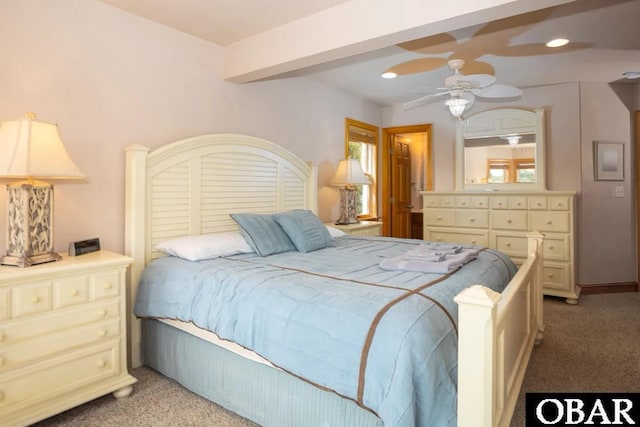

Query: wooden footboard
<box><xmin>455</xmin><ymin>231</ymin><xmax>544</xmax><ymax>427</ymax></box>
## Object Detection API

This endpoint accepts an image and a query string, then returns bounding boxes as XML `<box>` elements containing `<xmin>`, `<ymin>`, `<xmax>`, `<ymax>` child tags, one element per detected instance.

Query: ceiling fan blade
<box><xmin>472</xmin><ymin>84</ymin><xmax>522</xmax><ymax>99</ymax></box>
<box><xmin>384</xmin><ymin>57</ymin><xmax>449</xmax><ymax>76</ymax></box>
<box><xmin>458</xmin><ymin>73</ymin><xmax>496</xmax><ymax>88</ymax></box>
<box><xmin>397</xmin><ymin>33</ymin><xmax>458</xmax><ymax>54</ymax></box>
<box><xmin>403</xmin><ymin>92</ymin><xmax>449</xmax><ymax>110</ymax></box>
<box><xmin>458</xmin><ymin>60</ymin><xmax>495</xmax><ymax>76</ymax></box>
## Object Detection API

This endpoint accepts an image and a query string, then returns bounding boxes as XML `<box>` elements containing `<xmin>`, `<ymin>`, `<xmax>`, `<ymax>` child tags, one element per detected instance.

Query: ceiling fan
<box><xmin>403</xmin><ymin>59</ymin><xmax>522</xmax><ymax>117</ymax></box>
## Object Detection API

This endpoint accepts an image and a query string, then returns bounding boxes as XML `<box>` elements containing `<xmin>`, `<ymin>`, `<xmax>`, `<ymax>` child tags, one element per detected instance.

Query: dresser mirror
<box><xmin>455</xmin><ymin>107</ymin><xmax>546</xmax><ymax>191</ymax></box>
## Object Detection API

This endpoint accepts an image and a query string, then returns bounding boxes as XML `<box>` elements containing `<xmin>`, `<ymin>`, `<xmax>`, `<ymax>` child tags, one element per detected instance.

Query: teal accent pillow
<box><xmin>230</xmin><ymin>213</ymin><xmax>296</xmax><ymax>256</ymax></box>
<box><xmin>274</xmin><ymin>209</ymin><xmax>335</xmax><ymax>253</ymax></box>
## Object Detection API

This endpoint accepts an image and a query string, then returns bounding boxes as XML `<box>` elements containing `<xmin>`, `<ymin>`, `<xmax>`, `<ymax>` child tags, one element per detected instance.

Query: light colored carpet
<box><xmin>34</xmin><ymin>292</ymin><xmax>640</xmax><ymax>426</ymax></box>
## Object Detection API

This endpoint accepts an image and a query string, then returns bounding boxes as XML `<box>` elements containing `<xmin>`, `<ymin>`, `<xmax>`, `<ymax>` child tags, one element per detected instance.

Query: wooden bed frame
<box><xmin>124</xmin><ymin>133</ymin><xmax>544</xmax><ymax>427</ymax></box>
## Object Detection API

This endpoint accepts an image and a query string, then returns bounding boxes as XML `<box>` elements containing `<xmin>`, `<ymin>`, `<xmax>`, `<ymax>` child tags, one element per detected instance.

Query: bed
<box><xmin>124</xmin><ymin>133</ymin><xmax>545</xmax><ymax>427</ymax></box>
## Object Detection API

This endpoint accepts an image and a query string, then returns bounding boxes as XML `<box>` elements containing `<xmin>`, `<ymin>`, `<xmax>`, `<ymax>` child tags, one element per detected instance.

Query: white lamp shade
<box><xmin>330</xmin><ymin>159</ymin><xmax>370</xmax><ymax>186</ymax></box>
<box><xmin>0</xmin><ymin>115</ymin><xmax>85</xmax><ymax>179</ymax></box>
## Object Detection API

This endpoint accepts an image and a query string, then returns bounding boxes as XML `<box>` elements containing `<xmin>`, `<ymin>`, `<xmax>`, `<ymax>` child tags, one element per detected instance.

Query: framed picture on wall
<box><xmin>593</xmin><ymin>141</ymin><xmax>624</xmax><ymax>181</ymax></box>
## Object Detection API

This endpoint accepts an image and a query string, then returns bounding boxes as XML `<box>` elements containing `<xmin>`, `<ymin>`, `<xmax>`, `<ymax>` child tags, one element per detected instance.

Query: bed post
<box><xmin>124</xmin><ymin>144</ymin><xmax>150</xmax><ymax>369</ymax></box>
<box><xmin>306</xmin><ymin>162</ymin><xmax>319</xmax><ymax>213</ymax></box>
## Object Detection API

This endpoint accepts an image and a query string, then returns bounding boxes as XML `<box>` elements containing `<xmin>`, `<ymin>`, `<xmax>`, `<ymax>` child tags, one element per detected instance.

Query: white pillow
<box><xmin>155</xmin><ymin>231</ymin><xmax>253</xmax><ymax>261</ymax></box>
<box><xmin>325</xmin><ymin>225</ymin><xmax>346</xmax><ymax>238</ymax></box>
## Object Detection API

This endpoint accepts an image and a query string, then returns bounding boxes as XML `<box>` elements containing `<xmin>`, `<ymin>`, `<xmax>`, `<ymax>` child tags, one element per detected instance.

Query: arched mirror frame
<box><xmin>455</xmin><ymin>107</ymin><xmax>546</xmax><ymax>191</ymax></box>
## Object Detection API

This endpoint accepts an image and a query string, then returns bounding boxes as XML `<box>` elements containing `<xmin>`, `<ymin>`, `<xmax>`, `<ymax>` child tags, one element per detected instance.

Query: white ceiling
<box><xmin>101</xmin><ymin>0</ymin><xmax>640</xmax><ymax>107</ymax></box>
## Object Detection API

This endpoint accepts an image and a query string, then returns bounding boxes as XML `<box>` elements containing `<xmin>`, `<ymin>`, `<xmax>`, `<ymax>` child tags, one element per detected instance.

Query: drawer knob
<box><xmin>549</xmin><ymin>245</ymin><xmax>555</xmax><ymax>250</ymax></box>
<box><xmin>471</xmin><ymin>240</ymin><xmax>476</xmax><ymax>244</ymax></box>
<box><xmin>437</xmin><ymin>216</ymin><xmax>442</xmax><ymax>220</ymax></box>
<box><xmin>498</xmin><ymin>202</ymin><xmax>503</xmax><ymax>206</ymax></box>
<box><xmin>32</xmin><ymin>296</ymin><xmax>41</xmax><ymax>304</ymax></box>
<box><xmin>537</xmin><ymin>202</ymin><xmax>542</xmax><ymax>206</ymax></box>
<box><xmin>469</xmin><ymin>218</ymin><xmax>475</xmax><ymax>222</ymax></box>
<box><xmin>547</xmin><ymin>273</ymin><xmax>555</xmax><ymax>278</ymax></box>
<box><xmin>98</xmin><ymin>309</ymin><xmax>107</xmax><ymax>317</ymax></box>
<box><xmin>461</xmin><ymin>202</ymin><xmax>466</xmax><ymax>206</ymax></box>
<box><xmin>506</xmin><ymin>242</ymin><xmax>511</xmax><ymax>247</ymax></box>
<box><xmin>98</xmin><ymin>330</ymin><xmax>108</xmax><ymax>337</ymax></box>
<box><xmin>104</xmin><ymin>283</ymin><xmax>113</xmax><ymax>290</ymax></box>
<box><xmin>507</xmin><ymin>219</ymin><xmax>512</xmax><ymax>224</ymax></box>
<box><xmin>70</xmin><ymin>289</ymin><xmax>79</xmax><ymax>297</ymax></box>
<box><xmin>516</xmin><ymin>202</ymin><xmax>522</xmax><ymax>206</ymax></box>
<box><xmin>546</xmin><ymin>221</ymin><xmax>553</xmax><ymax>225</ymax></box>
<box><xmin>97</xmin><ymin>359</ymin><xmax>107</xmax><ymax>368</ymax></box>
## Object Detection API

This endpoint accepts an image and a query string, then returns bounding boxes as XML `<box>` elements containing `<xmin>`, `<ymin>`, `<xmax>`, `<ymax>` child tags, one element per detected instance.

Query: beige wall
<box><xmin>383</xmin><ymin>81</ymin><xmax>638</xmax><ymax>286</ymax></box>
<box><xmin>0</xmin><ymin>0</ymin><xmax>381</xmax><ymax>256</ymax></box>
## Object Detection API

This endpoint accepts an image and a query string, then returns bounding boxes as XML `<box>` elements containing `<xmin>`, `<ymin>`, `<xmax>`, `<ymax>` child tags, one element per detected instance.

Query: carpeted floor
<box><xmin>33</xmin><ymin>292</ymin><xmax>640</xmax><ymax>426</ymax></box>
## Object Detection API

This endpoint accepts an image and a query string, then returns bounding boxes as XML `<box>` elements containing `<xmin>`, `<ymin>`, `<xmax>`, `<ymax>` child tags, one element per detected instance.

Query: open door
<box><xmin>390</xmin><ymin>137</ymin><xmax>412</xmax><ymax>238</ymax></box>
<box><xmin>381</xmin><ymin>124</ymin><xmax>433</xmax><ymax>238</ymax></box>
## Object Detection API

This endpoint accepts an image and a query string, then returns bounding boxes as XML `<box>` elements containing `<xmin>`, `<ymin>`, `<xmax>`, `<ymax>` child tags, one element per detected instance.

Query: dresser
<box><xmin>326</xmin><ymin>221</ymin><xmax>383</xmax><ymax>237</ymax></box>
<box><xmin>422</xmin><ymin>191</ymin><xmax>579</xmax><ymax>304</ymax></box>
<box><xmin>0</xmin><ymin>251</ymin><xmax>137</xmax><ymax>426</ymax></box>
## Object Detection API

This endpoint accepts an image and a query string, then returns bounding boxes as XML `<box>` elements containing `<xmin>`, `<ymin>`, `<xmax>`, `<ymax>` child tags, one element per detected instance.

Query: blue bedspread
<box><xmin>134</xmin><ymin>236</ymin><xmax>516</xmax><ymax>426</ymax></box>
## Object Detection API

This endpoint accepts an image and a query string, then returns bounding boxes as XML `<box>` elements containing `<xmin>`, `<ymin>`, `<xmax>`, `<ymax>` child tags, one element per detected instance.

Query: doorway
<box><xmin>381</xmin><ymin>125</ymin><xmax>433</xmax><ymax>238</ymax></box>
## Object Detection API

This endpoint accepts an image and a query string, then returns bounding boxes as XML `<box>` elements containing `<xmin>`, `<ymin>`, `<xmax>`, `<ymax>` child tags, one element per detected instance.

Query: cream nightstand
<box><xmin>326</xmin><ymin>221</ymin><xmax>383</xmax><ymax>237</ymax></box>
<box><xmin>0</xmin><ymin>250</ymin><xmax>137</xmax><ymax>426</ymax></box>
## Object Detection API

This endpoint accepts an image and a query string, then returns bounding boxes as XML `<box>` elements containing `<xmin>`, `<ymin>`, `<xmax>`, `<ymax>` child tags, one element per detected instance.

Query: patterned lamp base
<box><xmin>2</xmin><ymin>181</ymin><xmax>61</xmax><ymax>267</ymax></box>
<box><xmin>335</xmin><ymin>186</ymin><xmax>360</xmax><ymax>225</ymax></box>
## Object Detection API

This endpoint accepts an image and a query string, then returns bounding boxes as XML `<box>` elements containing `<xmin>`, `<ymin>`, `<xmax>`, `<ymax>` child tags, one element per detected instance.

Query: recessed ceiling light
<box><xmin>381</xmin><ymin>72</ymin><xmax>397</xmax><ymax>79</ymax></box>
<box><xmin>623</xmin><ymin>71</ymin><xmax>640</xmax><ymax>79</ymax></box>
<box><xmin>546</xmin><ymin>38</ymin><xmax>569</xmax><ymax>48</ymax></box>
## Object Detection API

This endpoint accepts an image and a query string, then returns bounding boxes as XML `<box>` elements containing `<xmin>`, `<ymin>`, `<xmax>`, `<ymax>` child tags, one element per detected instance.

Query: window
<box><xmin>487</xmin><ymin>159</ymin><xmax>511</xmax><ymax>183</ymax></box>
<box><xmin>346</xmin><ymin>118</ymin><xmax>378</xmax><ymax>219</ymax></box>
<box><xmin>515</xmin><ymin>158</ymin><xmax>535</xmax><ymax>183</ymax></box>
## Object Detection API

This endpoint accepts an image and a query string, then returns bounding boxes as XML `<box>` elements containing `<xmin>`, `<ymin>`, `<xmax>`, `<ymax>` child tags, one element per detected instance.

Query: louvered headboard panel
<box><xmin>125</xmin><ymin>133</ymin><xmax>318</xmax><ymax>366</ymax></box>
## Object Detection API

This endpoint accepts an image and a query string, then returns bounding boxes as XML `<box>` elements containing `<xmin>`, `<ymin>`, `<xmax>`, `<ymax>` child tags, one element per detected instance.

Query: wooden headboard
<box><xmin>124</xmin><ymin>133</ymin><xmax>318</xmax><ymax>367</ymax></box>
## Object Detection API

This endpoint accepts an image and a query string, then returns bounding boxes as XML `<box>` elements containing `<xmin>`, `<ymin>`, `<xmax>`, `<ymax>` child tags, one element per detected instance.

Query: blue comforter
<box><xmin>134</xmin><ymin>236</ymin><xmax>516</xmax><ymax>426</ymax></box>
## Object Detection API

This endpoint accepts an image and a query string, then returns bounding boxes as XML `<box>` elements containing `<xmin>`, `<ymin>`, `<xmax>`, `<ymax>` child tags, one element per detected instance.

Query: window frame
<box><xmin>345</xmin><ymin>118</ymin><xmax>379</xmax><ymax>220</ymax></box>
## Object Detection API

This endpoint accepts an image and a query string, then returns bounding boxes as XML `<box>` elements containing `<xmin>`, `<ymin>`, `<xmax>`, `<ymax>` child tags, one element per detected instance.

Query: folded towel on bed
<box><xmin>407</xmin><ymin>243</ymin><xmax>463</xmax><ymax>255</ymax></box>
<box><xmin>379</xmin><ymin>247</ymin><xmax>480</xmax><ymax>274</ymax></box>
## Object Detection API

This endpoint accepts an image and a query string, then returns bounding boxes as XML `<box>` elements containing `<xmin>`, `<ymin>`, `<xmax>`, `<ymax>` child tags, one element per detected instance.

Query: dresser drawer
<box><xmin>425</xmin><ymin>228</ymin><xmax>488</xmax><ymax>246</ymax></box>
<box><xmin>0</xmin><ymin>318</ymin><xmax>120</xmax><ymax>372</ymax></box>
<box><xmin>491</xmin><ymin>210</ymin><xmax>528</xmax><ymax>231</ymax></box>
<box><xmin>0</xmin><ymin>342</ymin><xmax>120</xmax><ymax>413</ymax></box>
<box><xmin>509</xmin><ymin>197</ymin><xmax>527</xmax><ymax>210</ymax></box>
<box><xmin>11</xmin><ymin>282</ymin><xmax>52</xmax><ymax>318</ymax></box>
<box><xmin>549</xmin><ymin>196</ymin><xmax>570</xmax><ymax>211</ymax></box>
<box><xmin>455</xmin><ymin>210</ymin><xmax>488</xmax><ymax>228</ymax></box>
<box><xmin>490</xmin><ymin>196</ymin><xmax>509</xmax><ymax>210</ymax></box>
<box><xmin>439</xmin><ymin>197</ymin><xmax>456</xmax><ymax>208</ymax></box>
<box><xmin>455</xmin><ymin>196</ymin><xmax>488</xmax><ymax>209</ymax></box>
<box><xmin>543</xmin><ymin>263</ymin><xmax>571</xmax><ymax>291</ymax></box>
<box><xmin>492</xmin><ymin>232</ymin><xmax>527</xmax><ymax>258</ymax></box>
<box><xmin>423</xmin><ymin>196</ymin><xmax>440</xmax><ymax>208</ymax></box>
<box><xmin>424</xmin><ymin>209</ymin><xmax>455</xmax><ymax>227</ymax></box>
<box><xmin>528</xmin><ymin>211</ymin><xmax>570</xmax><ymax>233</ymax></box>
<box><xmin>0</xmin><ymin>300</ymin><xmax>119</xmax><ymax>347</ymax></box>
<box><xmin>528</xmin><ymin>197</ymin><xmax>548</xmax><ymax>210</ymax></box>
<box><xmin>543</xmin><ymin>234</ymin><xmax>570</xmax><ymax>262</ymax></box>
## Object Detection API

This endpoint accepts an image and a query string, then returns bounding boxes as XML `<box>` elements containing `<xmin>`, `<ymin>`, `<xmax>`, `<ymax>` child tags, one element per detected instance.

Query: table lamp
<box><xmin>330</xmin><ymin>158</ymin><xmax>370</xmax><ymax>225</ymax></box>
<box><xmin>0</xmin><ymin>113</ymin><xmax>86</xmax><ymax>267</ymax></box>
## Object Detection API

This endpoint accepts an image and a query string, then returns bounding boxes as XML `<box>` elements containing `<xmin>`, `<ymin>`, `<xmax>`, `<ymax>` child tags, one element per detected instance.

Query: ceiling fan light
<box><xmin>546</xmin><ymin>38</ymin><xmax>569</xmax><ymax>48</ymax></box>
<box><xmin>381</xmin><ymin>72</ymin><xmax>397</xmax><ymax>79</ymax></box>
<box><xmin>445</xmin><ymin>98</ymin><xmax>469</xmax><ymax>118</ymax></box>
<box><xmin>502</xmin><ymin>134</ymin><xmax>522</xmax><ymax>147</ymax></box>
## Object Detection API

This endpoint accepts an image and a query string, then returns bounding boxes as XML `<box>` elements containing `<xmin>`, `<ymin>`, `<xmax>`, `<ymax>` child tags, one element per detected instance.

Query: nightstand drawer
<box><xmin>53</xmin><ymin>275</ymin><xmax>90</xmax><ymax>309</ymax></box>
<box><xmin>0</xmin><ymin>342</ymin><xmax>119</xmax><ymax>413</ymax></box>
<box><xmin>11</xmin><ymin>282</ymin><xmax>51</xmax><ymax>318</ymax></box>
<box><xmin>91</xmin><ymin>271</ymin><xmax>121</xmax><ymax>300</ymax></box>
<box><xmin>0</xmin><ymin>289</ymin><xmax>8</xmax><ymax>321</ymax></box>
<box><xmin>0</xmin><ymin>318</ymin><xmax>120</xmax><ymax>372</ymax></box>
<box><xmin>0</xmin><ymin>300</ymin><xmax>119</xmax><ymax>347</ymax></box>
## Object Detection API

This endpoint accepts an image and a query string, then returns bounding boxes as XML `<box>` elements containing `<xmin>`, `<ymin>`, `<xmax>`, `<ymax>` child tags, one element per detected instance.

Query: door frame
<box><xmin>381</xmin><ymin>124</ymin><xmax>433</xmax><ymax>237</ymax></box>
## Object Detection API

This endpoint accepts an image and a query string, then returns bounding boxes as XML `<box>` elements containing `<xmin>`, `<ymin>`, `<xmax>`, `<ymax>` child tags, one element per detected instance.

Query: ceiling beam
<box><xmin>223</xmin><ymin>0</ymin><xmax>576</xmax><ymax>83</ymax></box>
